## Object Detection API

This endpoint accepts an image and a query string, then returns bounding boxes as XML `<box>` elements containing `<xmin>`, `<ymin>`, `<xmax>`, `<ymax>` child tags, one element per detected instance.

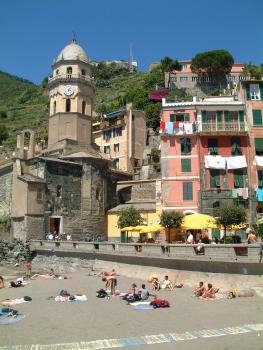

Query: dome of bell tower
<box><xmin>56</xmin><ymin>37</ymin><xmax>89</xmax><ymax>63</ymax></box>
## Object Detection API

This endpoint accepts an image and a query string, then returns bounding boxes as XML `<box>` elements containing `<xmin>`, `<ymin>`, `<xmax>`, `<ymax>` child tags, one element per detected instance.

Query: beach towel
<box><xmin>0</xmin><ymin>314</ymin><xmax>25</xmax><ymax>325</ymax></box>
<box><xmin>2</xmin><ymin>297</ymin><xmax>31</xmax><ymax>306</ymax></box>
<box><xmin>130</xmin><ymin>301</ymin><xmax>151</xmax><ymax>306</ymax></box>
<box><xmin>133</xmin><ymin>305</ymin><xmax>154</xmax><ymax>311</ymax></box>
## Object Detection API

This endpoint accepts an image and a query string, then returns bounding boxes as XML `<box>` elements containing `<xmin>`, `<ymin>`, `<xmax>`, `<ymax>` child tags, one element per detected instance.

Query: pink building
<box><xmin>160</xmin><ymin>99</ymin><xmax>200</xmax><ymax>214</ymax></box>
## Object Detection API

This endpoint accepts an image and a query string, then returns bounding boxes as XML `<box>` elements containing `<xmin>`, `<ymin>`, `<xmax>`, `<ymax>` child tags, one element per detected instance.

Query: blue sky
<box><xmin>1</xmin><ymin>0</ymin><xmax>263</xmax><ymax>84</ymax></box>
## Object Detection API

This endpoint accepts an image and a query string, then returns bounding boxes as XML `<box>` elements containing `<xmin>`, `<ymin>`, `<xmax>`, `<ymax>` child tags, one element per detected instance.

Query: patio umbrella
<box><xmin>257</xmin><ymin>218</ymin><xmax>263</xmax><ymax>224</ymax></box>
<box><xmin>180</xmin><ymin>214</ymin><xmax>218</xmax><ymax>230</ymax></box>
<box><xmin>139</xmin><ymin>224</ymin><xmax>164</xmax><ymax>233</ymax></box>
<box><xmin>120</xmin><ymin>226</ymin><xmax>142</xmax><ymax>232</ymax></box>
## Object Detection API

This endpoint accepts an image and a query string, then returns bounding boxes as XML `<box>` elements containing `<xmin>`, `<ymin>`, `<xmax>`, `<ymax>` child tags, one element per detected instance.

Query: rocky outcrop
<box><xmin>0</xmin><ymin>238</ymin><xmax>32</xmax><ymax>263</ymax></box>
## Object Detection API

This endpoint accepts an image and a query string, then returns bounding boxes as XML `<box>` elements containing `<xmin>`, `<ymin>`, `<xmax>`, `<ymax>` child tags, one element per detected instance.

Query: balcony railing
<box><xmin>48</xmin><ymin>74</ymin><xmax>94</xmax><ymax>84</ymax></box>
<box><xmin>199</xmin><ymin>121</ymin><xmax>247</xmax><ymax>134</ymax></box>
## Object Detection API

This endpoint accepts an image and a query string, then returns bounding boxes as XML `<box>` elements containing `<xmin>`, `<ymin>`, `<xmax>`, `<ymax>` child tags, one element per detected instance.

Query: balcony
<box><xmin>198</xmin><ymin>121</ymin><xmax>248</xmax><ymax>135</ymax></box>
<box><xmin>100</xmin><ymin>119</ymin><xmax>125</xmax><ymax>131</ymax></box>
<box><xmin>48</xmin><ymin>73</ymin><xmax>94</xmax><ymax>86</ymax></box>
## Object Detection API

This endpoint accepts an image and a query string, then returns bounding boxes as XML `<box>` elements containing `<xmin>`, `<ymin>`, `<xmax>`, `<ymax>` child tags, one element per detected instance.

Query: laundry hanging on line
<box><xmin>205</xmin><ymin>156</ymin><xmax>226</xmax><ymax>169</ymax></box>
<box><xmin>255</xmin><ymin>156</ymin><xmax>263</xmax><ymax>167</ymax></box>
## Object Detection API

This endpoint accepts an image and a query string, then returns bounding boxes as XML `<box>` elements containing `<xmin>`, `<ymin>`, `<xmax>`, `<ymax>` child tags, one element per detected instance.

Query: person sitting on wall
<box><xmin>201</xmin><ymin>283</ymin><xmax>216</xmax><ymax>299</ymax></box>
<box><xmin>66</xmin><ymin>233</ymin><xmax>72</xmax><ymax>241</ymax></box>
<box><xmin>247</xmin><ymin>231</ymin><xmax>257</xmax><ymax>244</ymax></box>
<box><xmin>160</xmin><ymin>275</ymin><xmax>173</xmax><ymax>290</ymax></box>
<box><xmin>48</xmin><ymin>232</ymin><xmax>54</xmax><ymax>240</ymax></box>
<box><xmin>193</xmin><ymin>281</ymin><xmax>206</xmax><ymax>297</ymax></box>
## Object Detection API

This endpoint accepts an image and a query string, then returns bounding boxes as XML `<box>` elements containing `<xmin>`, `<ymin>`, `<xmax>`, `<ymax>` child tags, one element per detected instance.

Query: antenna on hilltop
<box><xmin>129</xmin><ymin>43</ymin><xmax>133</xmax><ymax>73</ymax></box>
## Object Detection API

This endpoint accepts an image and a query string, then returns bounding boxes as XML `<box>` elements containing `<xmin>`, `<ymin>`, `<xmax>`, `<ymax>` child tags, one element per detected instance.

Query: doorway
<box><xmin>50</xmin><ymin>216</ymin><xmax>61</xmax><ymax>235</ymax></box>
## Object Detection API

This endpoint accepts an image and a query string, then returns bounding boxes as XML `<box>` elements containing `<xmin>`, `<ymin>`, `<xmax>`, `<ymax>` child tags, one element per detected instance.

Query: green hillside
<box><xmin>0</xmin><ymin>65</ymin><xmax>167</xmax><ymax>157</ymax></box>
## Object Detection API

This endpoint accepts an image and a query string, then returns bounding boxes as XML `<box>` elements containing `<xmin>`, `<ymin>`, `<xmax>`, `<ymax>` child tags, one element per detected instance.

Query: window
<box><xmin>192</xmin><ymin>76</ymin><xmax>199</xmax><ymax>82</ymax></box>
<box><xmin>181</xmin><ymin>159</ymin><xmax>191</xmax><ymax>172</ymax></box>
<box><xmin>208</xmin><ymin>139</ymin><xmax>218</xmax><ymax>155</ymax></box>
<box><xmin>170</xmin><ymin>114</ymin><xmax>175</xmax><ymax>122</ymax></box>
<box><xmin>250</xmin><ymin>84</ymin><xmax>260</xmax><ymax>100</ymax></box>
<box><xmin>37</xmin><ymin>189</ymin><xmax>43</xmax><ymax>201</ymax></box>
<box><xmin>103</xmin><ymin>145</ymin><xmax>110</xmax><ymax>154</ymax></box>
<box><xmin>81</xmin><ymin>69</ymin><xmax>86</xmax><ymax>76</ymax></box>
<box><xmin>180</xmin><ymin>76</ymin><xmax>188</xmax><ymax>82</ymax></box>
<box><xmin>181</xmin><ymin>138</ymin><xmax>191</xmax><ymax>154</ymax></box>
<box><xmin>170</xmin><ymin>114</ymin><xmax>190</xmax><ymax>122</ymax></box>
<box><xmin>67</xmin><ymin>67</ymin><xmax>72</xmax><ymax>77</ymax></box>
<box><xmin>183</xmin><ymin>182</ymin><xmax>193</xmax><ymax>201</ymax></box>
<box><xmin>231</xmin><ymin>137</ymin><xmax>242</xmax><ymax>155</ymax></box>
<box><xmin>66</xmin><ymin>99</ymin><xmax>71</xmax><ymax>112</ymax></box>
<box><xmin>255</xmin><ymin>138</ymin><xmax>263</xmax><ymax>155</ymax></box>
<box><xmin>227</xmin><ymin>75</ymin><xmax>236</xmax><ymax>82</ymax></box>
<box><xmin>170</xmin><ymin>76</ymin><xmax>177</xmax><ymax>82</ymax></box>
<box><xmin>113</xmin><ymin>158</ymin><xmax>119</xmax><ymax>169</ymax></box>
<box><xmin>181</xmin><ymin>64</ymin><xmax>187</xmax><ymax>71</ymax></box>
<box><xmin>234</xmin><ymin>169</ymin><xmax>244</xmax><ymax>188</ymax></box>
<box><xmin>96</xmin><ymin>188</ymin><xmax>100</xmax><ymax>200</ymax></box>
<box><xmin>82</xmin><ymin>101</ymin><xmax>86</xmax><ymax>114</ymax></box>
<box><xmin>114</xmin><ymin>143</ymin><xmax>120</xmax><ymax>153</ymax></box>
<box><xmin>53</xmin><ymin>101</ymin><xmax>56</xmax><ymax>114</ymax></box>
<box><xmin>253</xmin><ymin>109</ymin><xmax>262</xmax><ymax>126</ymax></box>
<box><xmin>210</xmin><ymin>169</ymin><xmax>220</xmax><ymax>188</ymax></box>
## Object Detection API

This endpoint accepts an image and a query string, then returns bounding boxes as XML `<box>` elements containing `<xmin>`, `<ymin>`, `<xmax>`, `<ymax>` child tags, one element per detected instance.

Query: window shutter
<box><xmin>224</xmin><ymin>111</ymin><xmax>230</xmax><ymax>123</ymax></box>
<box><xmin>201</xmin><ymin>111</ymin><xmax>207</xmax><ymax>122</ymax></box>
<box><xmin>260</xmin><ymin>84</ymin><xmax>263</xmax><ymax>100</ymax></box>
<box><xmin>258</xmin><ymin>170</ymin><xmax>263</xmax><ymax>188</ymax></box>
<box><xmin>183</xmin><ymin>182</ymin><xmax>193</xmax><ymax>201</ymax></box>
<box><xmin>208</xmin><ymin>138</ymin><xmax>218</xmax><ymax>155</ymax></box>
<box><xmin>231</xmin><ymin>137</ymin><xmax>242</xmax><ymax>155</ymax></box>
<box><xmin>181</xmin><ymin>138</ymin><xmax>191</xmax><ymax>154</ymax></box>
<box><xmin>170</xmin><ymin>114</ymin><xmax>175</xmax><ymax>122</ymax></box>
<box><xmin>255</xmin><ymin>138</ymin><xmax>263</xmax><ymax>155</ymax></box>
<box><xmin>253</xmin><ymin>109</ymin><xmax>262</xmax><ymax>126</ymax></box>
<box><xmin>210</xmin><ymin>169</ymin><xmax>220</xmax><ymax>188</ymax></box>
<box><xmin>184</xmin><ymin>113</ymin><xmax>190</xmax><ymax>122</ymax></box>
<box><xmin>239</xmin><ymin>110</ymin><xmax>244</xmax><ymax>123</ymax></box>
<box><xmin>216</xmin><ymin>111</ymin><xmax>222</xmax><ymax>123</ymax></box>
<box><xmin>246</xmin><ymin>84</ymin><xmax>251</xmax><ymax>100</ymax></box>
<box><xmin>181</xmin><ymin>159</ymin><xmax>191</xmax><ymax>172</ymax></box>
<box><xmin>234</xmin><ymin>169</ymin><xmax>244</xmax><ymax>188</ymax></box>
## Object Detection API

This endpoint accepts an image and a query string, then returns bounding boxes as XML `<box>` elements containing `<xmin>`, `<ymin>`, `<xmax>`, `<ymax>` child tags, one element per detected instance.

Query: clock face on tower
<box><xmin>64</xmin><ymin>85</ymin><xmax>74</xmax><ymax>96</ymax></box>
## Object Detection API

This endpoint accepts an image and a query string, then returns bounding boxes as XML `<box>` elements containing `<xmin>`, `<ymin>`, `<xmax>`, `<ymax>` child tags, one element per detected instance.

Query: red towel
<box><xmin>160</xmin><ymin>121</ymin><xmax>166</xmax><ymax>130</ymax></box>
<box><xmin>174</xmin><ymin>122</ymin><xmax>179</xmax><ymax>128</ymax></box>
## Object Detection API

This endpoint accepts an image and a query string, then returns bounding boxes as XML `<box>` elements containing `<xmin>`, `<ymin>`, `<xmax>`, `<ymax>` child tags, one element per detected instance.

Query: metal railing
<box><xmin>200</xmin><ymin>121</ymin><xmax>247</xmax><ymax>133</ymax></box>
<box><xmin>48</xmin><ymin>74</ymin><xmax>94</xmax><ymax>83</ymax></box>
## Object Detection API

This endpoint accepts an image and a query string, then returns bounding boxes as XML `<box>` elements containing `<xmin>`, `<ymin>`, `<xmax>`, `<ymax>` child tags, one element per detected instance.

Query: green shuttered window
<box><xmin>255</xmin><ymin>138</ymin><xmax>263</xmax><ymax>155</ymax></box>
<box><xmin>258</xmin><ymin>170</ymin><xmax>263</xmax><ymax>188</ymax></box>
<box><xmin>183</xmin><ymin>182</ymin><xmax>193</xmax><ymax>201</ymax></box>
<box><xmin>224</xmin><ymin>111</ymin><xmax>230</xmax><ymax>123</ymax></box>
<box><xmin>246</xmin><ymin>84</ymin><xmax>250</xmax><ymax>100</ymax></box>
<box><xmin>201</xmin><ymin>110</ymin><xmax>207</xmax><ymax>122</ymax></box>
<box><xmin>216</xmin><ymin>111</ymin><xmax>222</xmax><ymax>123</ymax></box>
<box><xmin>234</xmin><ymin>169</ymin><xmax>244</xmax><ymax>188</ymax></box>
<box><xmin>184</xmin><ymin>113</ymin><xmax>190</xmax><ymax>122</ymax></box>
<box><xmin>231</xmin><ymin>137</ymin><xmax>242</xmax><ymax>155</ymax></box>
<box><xmin>210</xmin><ymin>169</ymin><xmax>220</xmax><ymax>188</ymax></box>
<box><xmin>253</xmin><ymin>109</ymin><xmax>262</xmax><ymax>126</ymax></box>
<box><xmin>181</xmin><ymin>138</ymin><xmax>191</xmax><ymax>154</ymax></box>
<box><xmin>170</xmin><ymin>114</ymin><xmax>175</xmax><ymax>122</ymax></box>
<box><xmin>239</xmin><ymin>110</ymin><xmax>244</xmax><ymax>123</ymax></box>
<box><xmin>181</xmin><ymin>159</ymin><xmax>191</xmax><ymax>172</ymax></box>
<box><xmin>208</xmin><ymin>138</ymin><xmax>218</xmax><ymax>155</ymax></box>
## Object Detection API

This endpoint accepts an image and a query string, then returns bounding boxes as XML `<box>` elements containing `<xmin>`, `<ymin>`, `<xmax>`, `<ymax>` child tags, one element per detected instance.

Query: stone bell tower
<box><xmin>47</xmin><ymin>37</ymin><xmax>95</xmax><ymax>153</ymax></box>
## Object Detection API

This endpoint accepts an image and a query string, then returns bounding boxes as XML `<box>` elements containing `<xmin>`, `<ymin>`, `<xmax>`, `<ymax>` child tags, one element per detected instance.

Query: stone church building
<box><xmin>3</xmin><ymin>38</ymin><xmax>130</xmax><ymax>241</ymax></box>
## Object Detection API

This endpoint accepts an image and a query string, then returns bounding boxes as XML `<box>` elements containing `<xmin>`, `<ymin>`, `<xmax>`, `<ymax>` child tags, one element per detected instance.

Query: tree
<box><xmin>160</xmin><ymin>211</ymin><xmax>184</xmax><ymax>243</ymax></box>
<box><xmin>160</xmin><ymin>56</ymin><xmax>182</xmax><ymax>88</ymax></box>
<box><xmin>243</xmin><ymin>63</ymin><xmax>263</xmax><ymax>80</ymax></box>
<box><xmin>191</xmin><ymin>50</ymin><xmax>234</xmax><ymax>81</ymax></box>
<box><xmin>144</xmin><ymin>102</ymin><xmax>161</xmax><ymax>131</ymax></box>
<box><xmin>0</xmin><ymin>125</ymin><xmax>8</xmax><ymax>144</ymax></box>
<box><xmin>214</xmin><ymin>205</ymin><xmax>246</xmax><ymax>242</ymax></box>
<box><xmin>117</xmin><ymin>206</ymin><xmax>144</xmax><ymax>229</ymax></box>
<box><xmin>143</xmin><ymin>66</ymin><xmax>164</xmax><ymax>90</ymax></box>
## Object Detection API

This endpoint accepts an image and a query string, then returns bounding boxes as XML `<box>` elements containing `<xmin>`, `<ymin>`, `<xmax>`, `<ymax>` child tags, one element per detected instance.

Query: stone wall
<box><xmin>0</xmin><ymin>238</ymin><xmax>31</xmax><ymax>263</ymax></box>
<box><xmin>13</xmin><ymin>217</ymin><xmax>27</xmax><ymax>241</ymax></box>
<box><xmin>26</xmin><ymin>216</ymin><xmax>45</xmax><ymax>240</ymax></box>
<box><xmin>130</xmin><ymin>181</ymin><xmax>156</xmax><ymax>201</ymax></box>
<box><xmin>0</xmin><ymin>165</ymin><xmax>12</xmax><ymax>217</ymax></box>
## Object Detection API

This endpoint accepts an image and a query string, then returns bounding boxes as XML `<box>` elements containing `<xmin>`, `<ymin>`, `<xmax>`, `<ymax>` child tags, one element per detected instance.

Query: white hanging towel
<box><xmin>205</xmin><ymin>155</ymin><xmax>226</xmax><ymax>169</ymax></box>
<box><xmin>255</xmin><ymin>156</ymin><xmax>263</xmax><ymax>167</ymax></box>
<box><xmin>184</xmin><ymin>123</ymin><xmax>193</xmax><ymax>135</ymax></box>
<box><xmin>226</xmin><ymin>155</ymin><xmax>247</xmax><ymax>169</ymax></box>
<box><xmin>176</xmin><ymin>122</ymin><xmax>184</xmax><ymax>135</ymax></box>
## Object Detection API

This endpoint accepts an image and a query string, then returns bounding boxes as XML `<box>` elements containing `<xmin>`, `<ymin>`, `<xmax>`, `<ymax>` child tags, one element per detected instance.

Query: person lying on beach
<box><xmin>31</xmin><ymin>268</ymin><xmax>58</xmax><ymax>280</ymax></box>
<box><xmin>193</xmin><ymin>281</ymin><xmax>206</xmax><ymax>297</ymax></box>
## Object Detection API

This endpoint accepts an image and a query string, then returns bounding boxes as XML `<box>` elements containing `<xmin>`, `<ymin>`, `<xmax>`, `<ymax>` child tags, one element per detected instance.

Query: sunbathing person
<box><xmin>31</xmin><ymin>268</ymin><xmax>58</xmax><ymax>280</ymax></box>
<box><xmin>193</xmin><ymin>281</ymin><xmax>206</xmax><ymax>297</ymax></box>
<box><xmin>201</xmin><ymin>283</ymin><xmax>216</xmax><ymax>299</ymax></box>
<box><xmin>160</xmin><ymin>276</ymin><xmax>173</xmax><ymax>290</ymax></box>
<box><xmin>0</xmin><ymin>276</ymin><xmax>4</xmax><ymax>289</ymax></box>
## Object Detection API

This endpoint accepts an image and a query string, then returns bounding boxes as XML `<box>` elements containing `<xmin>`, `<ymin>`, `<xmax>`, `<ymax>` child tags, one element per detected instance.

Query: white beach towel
<box><xmin>255</xmin><ymin>156</ymin><xmax>263</xmax><ymax>167</ymax></box>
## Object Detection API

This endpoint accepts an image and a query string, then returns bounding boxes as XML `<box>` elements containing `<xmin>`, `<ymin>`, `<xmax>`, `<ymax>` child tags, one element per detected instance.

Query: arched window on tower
<box><xmin>53</xmin><ymin>101</ymin><xmax>56</xmax><ymax>114</ymax></box>
<box><xmin>67</xmin><ymin>67</ymin><xmax>72</xmax><ymax>78</ymax></box>
<box><xmin>56</xmin><ymin>69</ymin><xmax>59</xmax><ymax>75</ymax></box>
<box><xmin>66</xmin><ymin>99</ymin><xmax>71</xmax><ymax>112</ymax></box>
<box><xmin>82</xmin><ymin>101</ymin><xmax>86</xmax><ymax>114</ymax></box>
<box><xmin>81</xmin><ymin>69</ymin><xmax>86</xmax><ymax>76</ymax></box>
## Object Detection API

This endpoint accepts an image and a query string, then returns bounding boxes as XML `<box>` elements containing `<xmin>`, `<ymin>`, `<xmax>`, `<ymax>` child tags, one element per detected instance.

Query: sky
<box><xmin>0</xmin><ymin>0</ymin><xmax>263</xmax><ymax>84</ymax></box>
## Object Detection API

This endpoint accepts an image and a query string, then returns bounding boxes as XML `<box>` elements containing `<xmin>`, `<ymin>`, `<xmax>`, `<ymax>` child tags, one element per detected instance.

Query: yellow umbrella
<box><xmin>222</xmin><ymin>223</ymin><xmax>246</xmax><ymax>231</ymax></box>
<box><xmin>120</xmin><ymin>226</ymin><xmax>142</xmax><ymax>232</ymax></box>
<box><xmin>181</xmin><ymin>214</ymin><xmax>218</xmax><ymax>230</ymax></box>
<box><xmin>139</xmin><ymin>224</ymin><xmax>164</xmax><ymax>233</ymax></box>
